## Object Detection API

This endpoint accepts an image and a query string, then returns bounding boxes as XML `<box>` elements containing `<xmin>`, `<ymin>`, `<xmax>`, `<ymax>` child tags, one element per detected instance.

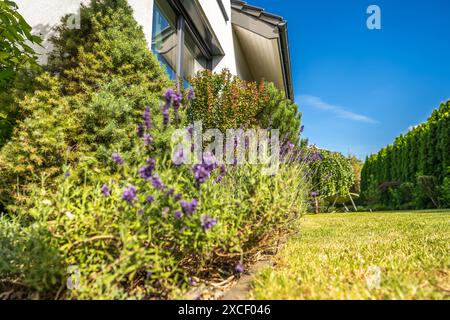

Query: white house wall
<box><xmin>15</xmin><ymin>0</ymin><xmax>237</xmax><ymax>74</ymax></box>
<box><xmin>197</xmin><ymin>0</ymin><xmax>236</xmax><ymax>74</ymax></box>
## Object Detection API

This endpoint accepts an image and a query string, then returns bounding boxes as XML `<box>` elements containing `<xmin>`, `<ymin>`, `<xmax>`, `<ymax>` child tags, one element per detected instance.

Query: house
<box><xmin>15</xmin><ymin>0</ymin><xmax>293</xmax><ymax>100</ymax></box>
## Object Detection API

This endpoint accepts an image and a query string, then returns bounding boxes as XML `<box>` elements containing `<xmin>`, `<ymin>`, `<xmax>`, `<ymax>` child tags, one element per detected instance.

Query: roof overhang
<box><xmin>168</xmin><ymin>0</ymin><xmax>224</xmax><ymax>58</ymax></box>
<box><xmin>231</xmin><ymin>0</ymin><xmax>294</xmax><ymax>101</ymax></box>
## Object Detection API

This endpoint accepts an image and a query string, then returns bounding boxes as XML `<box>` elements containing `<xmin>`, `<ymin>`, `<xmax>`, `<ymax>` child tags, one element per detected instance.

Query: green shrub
<box><xmin>256</xmin><ymin>82</ymin><xmax>302</xmax><ymax>145</ymax></box>
<box><xmin>48</xmin><ymin>0</ymin><xmax>169</xmax><ymax>96</ymax></box>
<box><xmin>0</xmin><ymin>214</ymin><xmax>64</xmax><ymax>297</ymax></box>
<box><xmin>188</xmin><ymin>71</ymin><xmax>302</xmax><ymax>144</ymax></box>
<box><xmin>0</xmin><ymin>68</ymin><xmax>40</xmax><ymax>148</ymax></box>
<box><xmin>389</xmin><ymin>182</ymin><xmax>415</xmax><ymax>210</ymax></box>
<box><xmin>188</xmin><ymin>69</ymin><xmax>265</xmax><ymax>132</ymax></box>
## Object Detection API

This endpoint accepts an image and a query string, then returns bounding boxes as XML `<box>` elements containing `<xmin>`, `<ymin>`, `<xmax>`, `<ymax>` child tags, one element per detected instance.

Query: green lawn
<box><xmin>251</xmin><ymin>210</ymin><xmax>450</xmax><ymax>300</ymax></box>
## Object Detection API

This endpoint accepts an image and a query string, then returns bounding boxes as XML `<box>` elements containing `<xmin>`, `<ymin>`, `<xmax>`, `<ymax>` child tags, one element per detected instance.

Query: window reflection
<box><xmin>183</xmin><ymin>31</ymin><xmax>207</xmax><ymax>82</ymax></box>
<box><xmin>151</xmin><ymin>3</ymin><xmax>177</xmax><ymax>80</ymax></box>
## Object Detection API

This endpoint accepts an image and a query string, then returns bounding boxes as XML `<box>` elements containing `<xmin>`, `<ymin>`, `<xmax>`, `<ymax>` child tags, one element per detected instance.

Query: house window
<box><xmin>152</xmin><ymin>0</ymin><xmax>210</xmax><ymax>85</ymax></box>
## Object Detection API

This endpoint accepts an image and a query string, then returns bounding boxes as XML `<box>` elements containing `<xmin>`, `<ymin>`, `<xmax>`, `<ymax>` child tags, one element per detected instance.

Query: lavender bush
<box><xmin>1</xmin><ymin>88</ymin><xmax>314</xmax><ymax>299</ymax></box>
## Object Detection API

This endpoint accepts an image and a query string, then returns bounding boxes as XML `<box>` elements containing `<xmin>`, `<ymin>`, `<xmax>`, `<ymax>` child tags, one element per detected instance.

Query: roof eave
<box><xmin>230</xmin><ymin>0</ymin><xmax>294</xmax><ymax>101</ymax></box>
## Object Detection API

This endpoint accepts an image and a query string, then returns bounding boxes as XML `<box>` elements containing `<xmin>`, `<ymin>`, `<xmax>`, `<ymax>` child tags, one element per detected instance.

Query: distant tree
<box><xmin>360</xmin><ymin>100</ymin><xmax>450</xmax><ymax>209</ymax></box>
<box><xmin>348</xmin><ymin>154</ymin><xmax>363</xmax><ymax>194</ymax></box>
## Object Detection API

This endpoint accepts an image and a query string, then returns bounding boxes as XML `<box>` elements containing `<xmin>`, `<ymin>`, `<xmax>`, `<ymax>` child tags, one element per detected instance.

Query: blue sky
<box><xmin>251</xmin><ymin>0</ymin><xmax>450</xmax><ymax>159</ymax></box>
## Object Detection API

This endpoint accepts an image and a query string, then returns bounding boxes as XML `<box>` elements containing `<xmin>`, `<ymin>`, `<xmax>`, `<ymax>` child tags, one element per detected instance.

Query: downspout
<box><xmin>278</xmin><ymin>22</ymin><xmax>294</xmax><ymax>102</ymax></box>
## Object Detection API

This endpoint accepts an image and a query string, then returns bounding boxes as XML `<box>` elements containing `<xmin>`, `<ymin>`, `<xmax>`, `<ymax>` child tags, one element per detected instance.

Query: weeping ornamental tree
<box><xmin>361</xmin><ymin>100</ymin><xmax>450</xmax><ymax>209</ymax></box>
<box><xmin>309</xmin><ymin>149</ymin><xmax>354</xmax><ymax>212</ymax></box>
<box><xmin>0</xmin><ymin>0</ymin><xmax>170</xmax><ymax>208</ymax></box>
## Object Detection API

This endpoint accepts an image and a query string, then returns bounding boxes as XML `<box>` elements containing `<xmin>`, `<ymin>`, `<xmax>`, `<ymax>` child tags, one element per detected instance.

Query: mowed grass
<box><xmin>251</xmin><ymin>210</ymin><xmax>450</xmax><ymax>300</ymax></box>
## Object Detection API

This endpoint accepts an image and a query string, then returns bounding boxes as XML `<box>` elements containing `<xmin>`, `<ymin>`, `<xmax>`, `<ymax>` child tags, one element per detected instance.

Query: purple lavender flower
<box><xmin>101</xmin><ymin>184</ymin><xmax>110</xmax><ymax>197</ymax></box>
<box><xmin>122</xmin><ymin>186</ymin><xmax>137</xmax><ymax>205</ymax></box>
<box><xmin>146</xmin><ymin>195</ymin><xmax>155</xmax><ymax>203</ymax></box>
<box><xmin>180</xmin><ymin>198</ymin><xmax>198</xmax><ymax>216</ymax></box>
<box><xmin>138</xmin><ymin>158</ymin><xmax>155</xmax><ymax>180</ymax></box>
<box><xmin>187</xmin><ymin>88</ymin><xmax>195</xmax><ymax>102</ymax></box>
<box><xmin>166</xmin><ymin>188</ymin><xmax>174</xmax><ymax>197</ymax></box>
<box><xmin>112</xmin><ymin>152</ymin><xmax>124</xmax><ymax>166</ymax></box>
<box><xmin>147</xmin><ymin>158</ymin><xmax>156</xmax><ymax>166</ymax></box>
<box><xmin>220</xmin><ymin>164</ymin><xmax>227</xmax><ymax>176</ymax></box>
<box><xmin>162</xmin><ymin>106</ymin><xmax>169</xmax><ymax>127</ymax></box>
<box><xmin>138</xmin><ymin>165</ymin><xmax>152</xmax><ymax>180</ymax></box>
<box><xmin>201</xmin><ymin>215</ymin><xmax>217</xmax><ymax>232</ymax></box>
<box><xmin>137</xmin><ymin>124</ymin><xmax>144</xmax><ymax>138</ymax></box>
<box><xmin>300</xmin><ymin>125</ymin><xmax>305</xmax><ymax>133</ymax></box>
<box><xmin>146</xmin><ymin>271</ymin><xmax>153</xmax><ymax>278</ymax></box>
<box><xmin>64</xmin><ymin>171</ymin><xmax>71</xmax><ymax>178</ymax></box>
<box><xmin>192</xmin><ymin>164</ymin><xmax>210</xmax><ymax>184</ymax></box>
<box><xmin>138</xmin><ymin>209</ymin><xmax>144</xmax><ymax>215</ymax></box>
<box><xmin>235</xmin><ymin>263</ymin><xmax>244</xmax><ymax>274</ymax></box>
<box><xmin>311</xmin><ymin>150</ymin><xmax>323</xmax><ymax>162</ymax></box>
<box><xmin>288</xmin><ymin>142</ymin><xmax>295</xmax><ymax>151</ymax></box>
<box><xmin>216</xmin><ymin>175</ymin><xmax>223</xmax><ymax>184</ymax></box>
<box><xmin>187</xmin><ymin>124</ymin><xmax>194</xmax><ymax>137</ymax></box>
<box><xmin>174</xmin><ymin>193</ymin><xmax>182</xmax><ymax>202</ymax></box>
<box><xmin>172</xmin><ymin>91</ymin><xmax>182</xmax><ymax>108</ymax></box>
<box><xmin>142</xmin><ymin>106</ymin><xmax>152</xmax><ymax>130</ymax></box>
<box><xmin>151</xmin><ymin>174</ymin><xmax>164</xmax><ymax>190</ymax></box>
<box><xmin>144</xmin><ymin>134</ymin><xmax>153</xmax><ymax>146</ymax></box>
<box><xmin>174</xmin><ymin>210</ymin><xmax>182</xmax><ymax>220</ymax></box>
<box><xmin>163</xmin><ymin>88</ymin><xmax>175</xmax><ymax>103</ymax></box>
<box><xmin>310</xmin><ymin>191</ymin><xmax>318</xmax><ymax>197</ymax></box>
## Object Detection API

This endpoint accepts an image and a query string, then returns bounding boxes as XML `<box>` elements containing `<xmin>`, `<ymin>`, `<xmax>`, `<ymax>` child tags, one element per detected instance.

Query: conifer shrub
<box><xmin>0</xmin><ymin>0</ymin><xmax>170</xmax><ymax>208</ymax></box>
<box><xmin>256</xmin><ymin>82</ymin><xmax>302</xmax><ymax>145</ymax></box>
